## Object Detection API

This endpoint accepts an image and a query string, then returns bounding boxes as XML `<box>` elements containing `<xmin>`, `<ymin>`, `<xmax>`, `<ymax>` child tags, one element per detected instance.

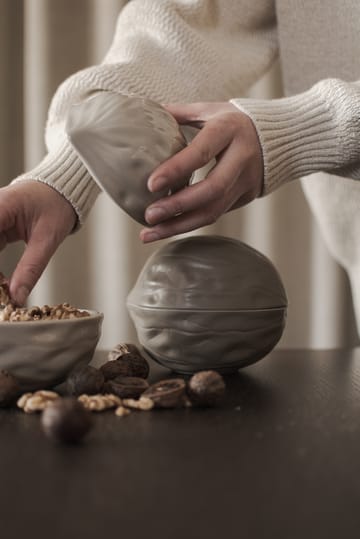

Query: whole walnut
<box><xmin>67</xmin><ymin>365</ymin><xmax>105</xmax><ymax>396</ymax></box>
<box><xmin>100</xmin><ymin>352</ymin><xmax>149</xmax><ymax>380</ymax></box>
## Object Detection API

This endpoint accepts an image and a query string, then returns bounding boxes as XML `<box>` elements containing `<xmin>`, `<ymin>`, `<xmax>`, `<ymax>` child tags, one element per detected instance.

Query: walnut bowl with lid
<box><xmin>127</xmin><ymin>235</ymin><xmax>287</xmax><ymax>374</ymax></box>
<box><xmin>0</xmin><ymin>301</ymin><xmax>103</xmax><ymax>391</ymax></box>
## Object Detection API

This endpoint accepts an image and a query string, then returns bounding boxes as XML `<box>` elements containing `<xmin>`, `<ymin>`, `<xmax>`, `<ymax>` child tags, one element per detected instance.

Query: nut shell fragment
<box><xmin>108</xmin><ymin>343</ymin><xmax>142</xmax><ymax>361</ymax></box>
<box><xmin>105</xmin><ymin>376</ymin><xmax>149</xmax><ymax>399</ymax></box>
<box><xmin>142</xmin><ymin>379</ymin><xmax>186</xmax><ymax>408</ymax></box>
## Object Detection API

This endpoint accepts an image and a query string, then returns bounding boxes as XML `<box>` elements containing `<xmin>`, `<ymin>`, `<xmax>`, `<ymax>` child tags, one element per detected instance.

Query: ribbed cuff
<box><xmin>11</xmin><ymin>138</ymin><xmax>100</xmax><ymax>227</ymax></box>
<box><xmin>230</xmin><ymin>83</ymin><xmax>344</xmax><ymax>195</ymax></box>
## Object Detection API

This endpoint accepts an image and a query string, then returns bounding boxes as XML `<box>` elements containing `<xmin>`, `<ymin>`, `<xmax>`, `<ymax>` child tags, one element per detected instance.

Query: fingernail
<box><xmin>146</xmin><ymin>206</ymin><xmax>167</xmax><ymax>224</ymax></box>
<box><xmin>142</xmin><ymin>231</ymin><xmax>160</xmax><ymax>243</ymax></box>
<box><xmin>148</xmin><ymin>176</ymin><xmax>167</xmax><ymax>192</ymax></box>
<box><xmin>14</xmin><ymin>285</ymin><xmax>30</xmax><ymax>306</ymax></box>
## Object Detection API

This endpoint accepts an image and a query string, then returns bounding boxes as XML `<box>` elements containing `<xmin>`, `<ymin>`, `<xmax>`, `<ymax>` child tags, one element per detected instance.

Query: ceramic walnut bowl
<box><xmin>66</xmin><ymin>91</ymin><xmax>190</xmax><ymax>225</ymax></box>
<box><xmin>127</xmin><ymin>236</ymin><xmax>287</xmax><ymax>374</ymax></box>
<box><xmin>0</xmin><ymin>309</ymin><xmax>103</xmax><ymax>391</ymax></box>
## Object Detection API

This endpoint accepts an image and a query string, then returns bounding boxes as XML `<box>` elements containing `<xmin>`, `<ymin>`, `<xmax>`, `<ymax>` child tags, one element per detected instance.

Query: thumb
<box><xmin>9</xmin><ymin>233</ymin><xmax>57</xmax><ymax>306</ymax></box>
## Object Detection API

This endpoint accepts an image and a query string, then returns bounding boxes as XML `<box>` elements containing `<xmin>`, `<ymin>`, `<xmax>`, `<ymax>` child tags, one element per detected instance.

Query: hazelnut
<box><xmin>105</xmin><ymin>376</ymin><xmax>149</xmax><ymax>399</ymax></box>
<box><xmin>100</xmin><ymin>353</ymin><xmax>149</xmax><ymax>380</ymax></box>
<box><xmin>41</xmin><ymin>397</ymin><xmax>93</xmax><ymax>443</ymax></box>
<box><xmin>187</xmin><ymin>370</ymin><xmax>225</xmax><ymax>407</ymax></box>
<box><xmin>0</xmin><ymin>370</ymin><xmax>21</xmax><ymax>407</ymax></box>
<box><xmin>142</xmin><ymin>379</ymin><xmax>186</xmax><ymax>408</ymax></box>
<box><xmin>66</xmin><ymin>365</ymin><xmax>105</xmax><ymax>396</ymax></box>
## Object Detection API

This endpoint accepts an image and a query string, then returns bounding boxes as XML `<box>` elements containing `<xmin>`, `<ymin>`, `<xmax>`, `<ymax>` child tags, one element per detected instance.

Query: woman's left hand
<box><xmin>140</xmin><ymin>102</ymin><xmax>263</xmax><ymax>243</ymax></box>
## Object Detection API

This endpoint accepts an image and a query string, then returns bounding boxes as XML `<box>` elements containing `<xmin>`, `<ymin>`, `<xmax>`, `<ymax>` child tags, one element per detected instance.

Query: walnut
<box><xmin>122</xmin><ymin>396</ymin><xmax>154</xmax><ymax>411</ymax></box>
<box><xmin>0</xmin><ymin>272</ymin><xmax>92</xmax><ymax>321</ymax></box>
<box><xmin>105</xmin><ymin>376</ymin><xmax>149</xmax><ymax>399</ymax></box>
<box><xmin>100</xmin><ymin>353</ymin><xmax>150</xmax><ymax>380</ymax></box>
<box><xmin>67</xmin><ymin>365</ymin><xmax>105</xmax><ymax>396</ymax></box>
<box><xmin>142</xmin><ymin>379</ymin><xmax>186</xmax><ymax>408</ymax></box>
<box><xmin>17</xmin><ymin>390</ymin><xmax>60</xmax><ymax>413</ymax></box>
<box><xmin>0</xmin><ymin>273</ymin><xmax>11</xmax><ymax>306</ymax></box>
<box><xmin>114</xmin><ymin>406</ymin><xmax>131</xmax><ymax>417</ymax></box>
<box><xmin>78</xmin><ymin>393</ymin><xmax>122</xmax><ymax>412</ymax></box>
<box><xmin>0</xmin><ymin>300</ymin><xmax>90</xmax><ymax>322</ymax></box>
<box><xmin>9</xmin><ymin>308</ymin><xmax>33</xmax><ymax>322</ymax></box>
<box><xmin>0</xmin><ymin>304</ymin><xmax>14</xmax><ymax>322</ymax></box>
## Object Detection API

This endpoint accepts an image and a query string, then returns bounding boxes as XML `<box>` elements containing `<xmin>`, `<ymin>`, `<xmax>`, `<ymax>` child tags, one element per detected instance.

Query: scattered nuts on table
<box><xmin>78</xmin><ymin>393</ymin><xmax>122</xmax><ymax>412</ymax></box>
<box><xmin>187</xmin><ymin>370</ymin><xmax>226</xmax><ymax>407</ymax></box>
<box><xmin>105</xmin><ymin>376</ymin><xmax>149</xmax><ymax>399</ymax></box>
<box><xmin>67</xmin><ymin>365</ymin><xmax>105</xmax><ymax>396</ymax></box>
<box><xmin>142</xmin><ymin>379</ymin><xmax>187</xmax><ymax>408</ymax></box>
<box><xmin>17</xmin><ymin>390</ymin><xmax>60</xmax><ymax>413</ymax></box>
<box><xmin>3</xmin><ymin>339</ymin><xmax>227</xmax><ymax>446</ymax></box>
<box><xmin>0</xmin><ymin>370</ymin><xmax>21</xmax><ymax>407</ymax></box>
<box><xmin>41</xmin><ymin>397</ymin><xmax>93</xmax><ymax>444</ymax></box>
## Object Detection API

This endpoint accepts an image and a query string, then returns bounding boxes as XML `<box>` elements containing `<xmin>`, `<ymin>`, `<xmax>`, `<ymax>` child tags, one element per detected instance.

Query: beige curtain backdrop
<box><xmin>0</xmin><ymin>0</ymin><xmax>358</xmax><ymax>350</ymax></box>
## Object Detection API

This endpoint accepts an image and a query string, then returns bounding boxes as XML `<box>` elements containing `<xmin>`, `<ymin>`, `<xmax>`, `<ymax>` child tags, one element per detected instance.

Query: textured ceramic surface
<box><xmin>127</xmin><ymin>236</ymin><xmax>288</xmax><ymax>374</ymax></box>
<box><xmin>0</xmin><ymin>310</ymin><xmax>103</xmax><ymax>391</ymax></box>
<box><xmin>66</xmin><ymin>92</ymin><xmax>189</xmax><ymax>225</ymax></box>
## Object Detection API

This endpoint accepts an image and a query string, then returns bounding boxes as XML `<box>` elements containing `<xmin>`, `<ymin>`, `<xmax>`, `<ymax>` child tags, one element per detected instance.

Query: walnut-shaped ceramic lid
<box><xmin>66</xmin><ymin>92</ymin><xmax>189</xmax><ymax>225</ymax></box>
<box><xmin>127</xmin><ymin>235</ymin><xmax>287</xmax><ymax>312</ymax></box>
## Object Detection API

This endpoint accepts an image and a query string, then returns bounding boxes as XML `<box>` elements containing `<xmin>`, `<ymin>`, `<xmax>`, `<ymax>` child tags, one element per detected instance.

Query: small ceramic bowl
<box><xmin>66</xmin><ymin>91</ymin><xmax>190</xmax><ymax>225</ymax></box>
<box><xmin>0</xmin><ymin>310</ymin><xmax>103</xmax><ymax>391</ymax></box>
<box><xmin>127</xmin><ymin>236</ymin><xmax>287</xmax><ymax>374</ymax></box>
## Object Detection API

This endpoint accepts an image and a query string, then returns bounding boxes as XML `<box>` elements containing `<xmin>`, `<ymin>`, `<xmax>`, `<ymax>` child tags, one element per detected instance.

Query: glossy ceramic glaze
<box><xmin>127</xmin><ymin>236</ymin><xmax>287</xmax><ymax>374</ymax></box>
<box><xmin>66</xmin><ymin>92</ymin><xmax>190</xmax><ymax>225</ymax></box>
<box><xmin>0</xmin><ymin>310</ymin><xmax>103</xmax><ymax>391</ymax></box>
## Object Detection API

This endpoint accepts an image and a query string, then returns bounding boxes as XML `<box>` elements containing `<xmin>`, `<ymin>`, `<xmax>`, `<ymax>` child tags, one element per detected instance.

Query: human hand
<box><xmin>139</xmin><ymin>102</ymin><xmax>263</xmax><ymax>243</ymax></box>
<box><xmin>0</xmin><ymin>181</ymin><xmax>77</xmax><ymax>305</ymax></box>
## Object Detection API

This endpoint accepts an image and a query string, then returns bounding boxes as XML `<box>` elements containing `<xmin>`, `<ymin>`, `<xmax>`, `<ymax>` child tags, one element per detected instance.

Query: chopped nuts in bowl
<box><xmin>0</xmin><ymin>276</ymin><xmax>103</xmax><ymax>391</ymax></box>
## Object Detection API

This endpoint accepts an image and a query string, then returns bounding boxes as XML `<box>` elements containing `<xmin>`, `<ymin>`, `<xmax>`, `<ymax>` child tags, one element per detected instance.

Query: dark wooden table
<box><xmin>1</xmin><ymin>348</ymin><xmax>360</xmax><ymax>539</ymax></box>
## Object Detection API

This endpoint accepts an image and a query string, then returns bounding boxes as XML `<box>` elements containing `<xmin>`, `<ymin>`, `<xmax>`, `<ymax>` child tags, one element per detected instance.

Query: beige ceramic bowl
<box><xmin>0</xmin><ymin>310</ymin><xmax>103</xmax><ymax>391</ymax></box>
<box><xmin>127</xmin><ymin>236</ymin><xmax>287</xmax><ymax>374</ymax></box>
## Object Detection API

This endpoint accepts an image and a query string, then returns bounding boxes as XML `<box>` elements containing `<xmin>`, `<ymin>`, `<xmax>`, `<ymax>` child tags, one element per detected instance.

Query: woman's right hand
<box><xmin>0</xmin><ymin>181</ymin><xmax>77</xmax><ymax>305</ymax></box>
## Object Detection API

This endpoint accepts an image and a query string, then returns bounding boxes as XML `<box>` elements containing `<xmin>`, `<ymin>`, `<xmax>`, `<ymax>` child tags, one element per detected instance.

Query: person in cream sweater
<box><xmin>2</xmin><ymin>1</ymin><xmax>360</xmax><ymax>332</ymax></box>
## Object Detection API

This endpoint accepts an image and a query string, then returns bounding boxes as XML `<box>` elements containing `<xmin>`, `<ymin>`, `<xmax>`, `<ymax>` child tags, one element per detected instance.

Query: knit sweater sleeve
<box><xmin>12</xmin><ymin>0</ymin><xmax>278</xmax><ymax>225</ymax></box>
<box><xmin>231</xmin><ymin>78</ymin><xmax>360</xmax><ymax>194</ymax></box>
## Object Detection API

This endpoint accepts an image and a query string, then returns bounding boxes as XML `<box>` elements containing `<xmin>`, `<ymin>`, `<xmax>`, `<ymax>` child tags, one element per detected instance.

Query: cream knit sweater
<box><xmin>13</xmin><ymin>1</ymin><xmax>360</xmax><ymax>323</ymax></box>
